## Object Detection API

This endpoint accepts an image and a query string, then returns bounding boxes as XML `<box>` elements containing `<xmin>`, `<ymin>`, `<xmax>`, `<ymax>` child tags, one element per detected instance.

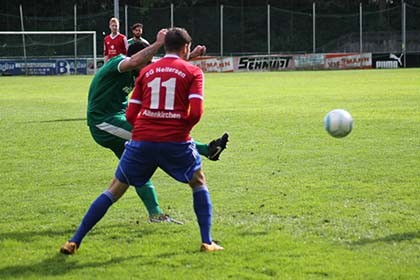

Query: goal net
<box><xmin>0</xmin><ymin>31</ymin><xmax>97</xmax><ymax>75</ymax></box>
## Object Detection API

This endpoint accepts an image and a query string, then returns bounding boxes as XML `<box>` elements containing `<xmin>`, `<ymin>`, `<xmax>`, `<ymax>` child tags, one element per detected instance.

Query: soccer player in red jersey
<box><xmin>60</xmin><ymin>28</ymin><xmax>224</xmax><ymax>254</ymax></box>
<box><xmin>103</xmin><ymin>17</ymin><xmax>128</xmax><ymax>63</ymax></box>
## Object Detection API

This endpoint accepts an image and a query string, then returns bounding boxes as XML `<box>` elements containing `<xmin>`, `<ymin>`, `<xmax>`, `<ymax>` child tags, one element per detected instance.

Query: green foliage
<box><xmin>0</xmin><ymin>70</ymin><xmax>419</xmax><ymax>279</ymax></box>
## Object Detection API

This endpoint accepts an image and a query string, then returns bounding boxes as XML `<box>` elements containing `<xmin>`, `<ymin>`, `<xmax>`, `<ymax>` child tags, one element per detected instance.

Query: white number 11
<box><xmin>147</xmin><ymin>77</ymin><xmax>176</xmax><ymax>110</ymax></box>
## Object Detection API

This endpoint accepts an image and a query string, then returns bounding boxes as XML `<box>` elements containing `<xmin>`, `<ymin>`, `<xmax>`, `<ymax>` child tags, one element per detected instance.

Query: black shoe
<box><xmin>207</xmin><ymin>132</ymin><xmax>229</xmax><ymax>161</ymax></box>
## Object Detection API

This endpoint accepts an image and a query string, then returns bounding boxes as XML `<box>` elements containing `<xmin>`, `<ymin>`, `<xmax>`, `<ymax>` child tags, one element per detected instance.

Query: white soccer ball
<box><xmin>324</xmin><ymin>109</ymin><xmax>353</xmax><ymax>138</ymax></box>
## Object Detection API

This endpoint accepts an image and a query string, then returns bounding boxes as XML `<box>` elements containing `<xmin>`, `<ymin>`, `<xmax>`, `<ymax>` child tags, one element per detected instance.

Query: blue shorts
<box><xmin>115</xmin><ymin>140</ymin><xmax>202</xmax><ymax>187</ymax></box>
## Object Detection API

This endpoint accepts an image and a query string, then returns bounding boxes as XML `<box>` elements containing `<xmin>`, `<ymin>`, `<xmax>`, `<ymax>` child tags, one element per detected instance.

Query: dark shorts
<box><xmin>115</xmin><ymin>140</ymin><xmax>202</xmax><ymax>187</ymax></box>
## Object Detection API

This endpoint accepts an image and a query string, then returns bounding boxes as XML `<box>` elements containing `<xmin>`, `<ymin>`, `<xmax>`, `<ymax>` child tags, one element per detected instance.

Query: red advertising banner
<box><xmin>189</xmin><ymin>56</ymin><xmax>234</xmax><ymax>72</ymax></box>
<box><xmin>324</xmin><ymin>53</ymin><xmax>372</xmax><ymax>69</ymax></box>
<box><xmin>187</xmin><ymin>53</ymin><xmax>372</xmax><ymax>73</ymax></box>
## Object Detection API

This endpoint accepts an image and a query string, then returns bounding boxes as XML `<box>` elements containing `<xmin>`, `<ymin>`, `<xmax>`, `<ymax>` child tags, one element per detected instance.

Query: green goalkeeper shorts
<box><xmin>89</xmin><ymin>115</ymin><xmax>133</xmax><ymax>159</ymax></box>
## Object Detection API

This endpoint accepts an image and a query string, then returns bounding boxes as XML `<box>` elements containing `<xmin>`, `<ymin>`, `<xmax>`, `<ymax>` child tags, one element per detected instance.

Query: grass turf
<box><xmin>0</xmin><ymin>69</ymin><xmax>419</xmax><ymax>279</ymax></box>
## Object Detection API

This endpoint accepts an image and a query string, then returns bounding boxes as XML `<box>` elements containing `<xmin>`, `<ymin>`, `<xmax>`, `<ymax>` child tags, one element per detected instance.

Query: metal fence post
<box><xmin>360</xmin><ymin>2</ymin><xmax>363</xmax><ymax>54</ymax></box>
<box><xmin>312</xmin><ymin>2</ymin><xmax>316</xmax><ymax>53</ymax></box>
<box><xmin>171</xmin><ymin>3</ymin><xmax>174</xmax><ymax>28</ymax></box>
<box><xmin>19</xmin><ymin>4</ymin><xmax>27</xmax><ymax>75</ymax></box>
<box><xmin>402</xmin><ymin>1</ymin><xmax>406</xmax><ymax>68</ymax></box>
<box><xmin>125</xmin><ymin>4</ymin><xmax>128</xmax><ymax>37</ymax></box>
<box><xmin>93</xmin><ymin>32</ymin><xmax>97</xmax><ymax>74</ymax></box>
<box><xmin>114</xmin><ymin>0</ymin><xmax>119</xmax><ymax>19</ymax></box>
<box><xmin>74</xmin><ymin>4</ymin><xmax>77</xmax><ymax>74</ymax></box>
<box><xmin>220</xmin><ymin>4</ymin><xmax>224</xmax><ymax>57</ymax></box>
<box><xmin>267</xmin><ymin>4</ymin><xmax>271</xmax><ymax>56</ymax></box>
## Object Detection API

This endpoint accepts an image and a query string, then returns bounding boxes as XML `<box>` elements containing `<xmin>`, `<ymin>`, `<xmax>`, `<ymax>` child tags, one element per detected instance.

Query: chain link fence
<box><xmin>1</xmin><ymin>3</ymin><xmax>419</xmax><ymax>58</ymax></box>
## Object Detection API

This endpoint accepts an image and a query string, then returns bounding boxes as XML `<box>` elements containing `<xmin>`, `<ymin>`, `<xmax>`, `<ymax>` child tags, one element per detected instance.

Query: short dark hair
<box><xmin>131</xmin><ymin>23</ymin><xmax>143</xmax><ymax>30</ymax></box>
<box><xmin>127</xmin><ymin>41</ymin><xmax>148</xmax><ymax>57</ymax></box>
<box><xmin>164</xmin><ymin>27</ymin><xmax>192</xmax><ymax>52</ymax></box>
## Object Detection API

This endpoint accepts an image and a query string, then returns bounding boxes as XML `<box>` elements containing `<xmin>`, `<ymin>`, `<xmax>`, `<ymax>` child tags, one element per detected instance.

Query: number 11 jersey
<box><xmin>128</xmin><ymin>54</ymin><xmax>204</xmax><ymax>142</ymax></box>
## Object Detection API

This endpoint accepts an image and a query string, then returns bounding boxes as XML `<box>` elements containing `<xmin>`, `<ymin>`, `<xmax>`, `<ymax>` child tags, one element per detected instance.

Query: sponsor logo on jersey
<box><xmin>142</xmin><ymin>109</ymin><xmax>181</xmax><ymax>119</ymax></box>
<box><xmin>122</xmin><ymin>86</ymin><xmax>133</xmax><ymax>94</ymax></box>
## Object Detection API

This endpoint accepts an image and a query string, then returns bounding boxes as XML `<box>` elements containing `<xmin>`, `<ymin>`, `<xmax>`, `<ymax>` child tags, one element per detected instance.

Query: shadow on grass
<box><xmin>237</xmin><ymin>230</ymin><xmax>269</xmax><ymax>237</ymax></box>
<box><xmin>20</xmin><ymin>118</ymin><xmax>86</xmax><ymax>124</ymax></box>
<box><xmin>0</xmin><ymin>223</ymin><xmax>152</xmax><ymax>243</ymax></box>
<box><xmin>0</xmin><ymin>224</ymin><xmax>166</xmax><ymax>278</ymax></box>
<box><xmin>0</xmin><ymin>253</ymin><xmax>145</xmax><ymax>278</ymax></box>
<box><xmin>0</xmin><ymin>228</ymin><xmax>75</xmax><ymax>243</ymax></box>
<box><xmin>349</xmin><ymin>231</ymin><xmax>420</xmax><ymax>245</ymax></box>
<box><xmin>40</xmin><ymin>118</ymin><xmax>86</xmax><ymax>123</ymax></box>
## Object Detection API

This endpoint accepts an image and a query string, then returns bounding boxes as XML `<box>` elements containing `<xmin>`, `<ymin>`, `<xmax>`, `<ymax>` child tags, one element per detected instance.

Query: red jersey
<box><xmin>126</xmin><ymin>54</ymin><xmax>204</xmax><ymax>142</ymax></box>
<box><xmin>104</xmin><ymin>33</ymin><xmax>128</xmax><ymax>59</ymax></box>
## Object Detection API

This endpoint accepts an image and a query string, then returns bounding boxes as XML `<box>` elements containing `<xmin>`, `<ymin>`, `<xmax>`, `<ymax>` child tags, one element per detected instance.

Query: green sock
<box><xmin>195</xmin><ymin>141</ymin><xmax>209</xmax><ymax>157</ymax></box>
<box><xmin>135</xmin><ymin>180</ymin><xmax>163</xmax><ymax>217</ymax></box>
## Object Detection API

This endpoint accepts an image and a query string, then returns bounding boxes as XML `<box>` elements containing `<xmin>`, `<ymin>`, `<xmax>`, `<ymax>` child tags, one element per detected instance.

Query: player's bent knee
<box><xmin>107</xmin><ymin>177</ymin><xmax>130</xmax><ymax>200</ymax></box>
<box><xmin>189</xmin><ymin>169</ymin><xmax>206</xmax><ymax>188</ymax></box>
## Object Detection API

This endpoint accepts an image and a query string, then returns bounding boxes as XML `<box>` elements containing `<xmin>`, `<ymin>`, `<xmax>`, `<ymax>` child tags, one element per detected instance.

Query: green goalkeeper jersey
<box><xmin>87</xmin><ymin>54</ymin><xmax>135</xmax><ymax>126</ymax></box>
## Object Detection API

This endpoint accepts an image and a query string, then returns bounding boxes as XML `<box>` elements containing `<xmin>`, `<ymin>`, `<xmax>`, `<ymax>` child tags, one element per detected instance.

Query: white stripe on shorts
<box><xmin>96</xmin><ymin>122</ymin><xmax>132</xmax><ymax>140</ymax></box>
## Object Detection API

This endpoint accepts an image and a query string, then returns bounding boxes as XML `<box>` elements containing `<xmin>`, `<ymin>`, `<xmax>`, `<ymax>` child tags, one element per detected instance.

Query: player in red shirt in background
<box><xmin>60</xmin><ymin>27</ymin><xmax>224</xmax><ymax>254</ymax></box>
<box><xmin>103</xmin><ymin>17</ymin><xmax>128</xmax><ymax>63</ymax></box>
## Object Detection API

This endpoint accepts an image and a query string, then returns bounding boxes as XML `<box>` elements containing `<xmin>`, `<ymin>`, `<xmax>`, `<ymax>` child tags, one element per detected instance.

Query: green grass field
<box><xmin>0</xmin><ymin>69</ymin><xmax>419</xmax><ymax>279</ymax></box>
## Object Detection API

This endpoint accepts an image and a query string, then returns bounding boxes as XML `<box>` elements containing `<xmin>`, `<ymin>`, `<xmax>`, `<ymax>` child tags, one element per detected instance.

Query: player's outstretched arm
<box><xmin>119</xmin><ymin>29</ymin><xmax>167</xmax><ymax>72</ymax></box>
<box><xmin>187</xmin><ymin>98</ymin><xmax>203</xmax><ymax>128</ymax></box>
<box><xmin>190</xmin><ymin>45</ymin><xmax>206</xmax><ymax>59</ymax></box>
<box><xmin>126</xmin><ymin>89</ymin><xmax>142</xmax><ymax>125</ymax></box>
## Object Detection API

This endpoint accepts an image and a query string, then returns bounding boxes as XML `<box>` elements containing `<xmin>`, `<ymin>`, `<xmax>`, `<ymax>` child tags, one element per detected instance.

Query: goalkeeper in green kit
<box><xmin>87</xmin><ymin>28</ymin><xmax>228</xmax><ymax>223</ymax></box>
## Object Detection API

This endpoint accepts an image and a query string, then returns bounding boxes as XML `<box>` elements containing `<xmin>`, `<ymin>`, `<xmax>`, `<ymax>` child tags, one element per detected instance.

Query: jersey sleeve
<box><xmin>186</xmin><ymin>67</ymin><xmax>204</xmax><ymax>128</ymax></box>
<box><xmin>188</xmin><ymin>67</ymin><xmax>204</xmax><ymax>101</ymax></box>
<box><xmin>103</xmin><ymin>36</ymin><xmax>108</xmax><ymax>56</ymax></box>
<box><xmin>141</xmin><ymin>37</ymin><xmax>150</xmax><ymax>46</ymax></box>
<box><xmin>117</xmin><ymin>56</ymin><xmax>130</xmax><ymax>73</ymax></box>
<box><xmin>97</xmin><ymin>55</ymin><xmax>125</xmax><ymax>76</ymax></box>
<box><xmin>126</xmin><ymin>75</ymin><xmax>144</xmax><ymax>125</ymax></box>
<box><xmin>123</xmin><ymin>35</ymin><xmax>128</xmax><ymax>53</ymax></box>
